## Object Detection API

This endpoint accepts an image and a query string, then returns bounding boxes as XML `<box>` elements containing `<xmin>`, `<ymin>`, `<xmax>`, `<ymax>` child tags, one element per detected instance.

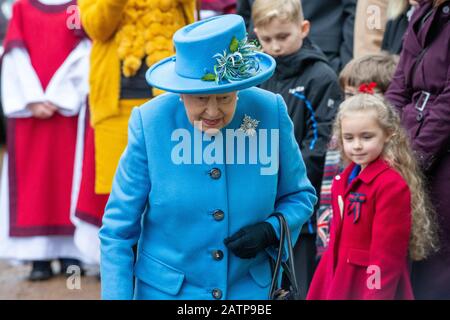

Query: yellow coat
<box><xmin>79</xmin><ymin>0</ymin><xmax>196</xmax><ymax>193</ymax></box>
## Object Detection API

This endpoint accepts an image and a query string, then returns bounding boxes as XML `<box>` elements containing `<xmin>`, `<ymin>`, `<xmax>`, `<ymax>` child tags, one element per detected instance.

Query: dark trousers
<box><xmin>283</xmin><ymin>233</ymin><xmax>318</xmax><ymax>299</ymax></box>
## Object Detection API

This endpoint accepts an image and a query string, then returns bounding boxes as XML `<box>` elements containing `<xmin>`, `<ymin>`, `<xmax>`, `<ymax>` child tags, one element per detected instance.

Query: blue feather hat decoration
<box><xmin>202</xmin><ymin>36</ymin><xmax>261</xmax><ymax>83</ymax></box>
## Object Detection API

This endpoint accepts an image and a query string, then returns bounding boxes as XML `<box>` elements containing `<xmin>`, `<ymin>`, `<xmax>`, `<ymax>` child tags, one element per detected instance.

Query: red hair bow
<box><xmin>358</xmin><ymin>82</ymin><xmax>377</xmax><ymax>94</ymax></box>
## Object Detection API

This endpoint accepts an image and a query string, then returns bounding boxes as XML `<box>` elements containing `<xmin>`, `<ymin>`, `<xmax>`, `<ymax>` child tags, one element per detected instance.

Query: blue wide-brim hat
<box><xmin>146</xmin><ymin>14</ymin><xmax>276</xmax><ymax>94</ymax></box>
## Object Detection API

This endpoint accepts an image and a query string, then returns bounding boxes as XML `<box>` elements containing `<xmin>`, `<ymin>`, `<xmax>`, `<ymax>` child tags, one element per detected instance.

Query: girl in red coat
<box><xmin>307</xmin><ymin>93</ymin><xmax>438</xmax><ymax>300</ymax></box>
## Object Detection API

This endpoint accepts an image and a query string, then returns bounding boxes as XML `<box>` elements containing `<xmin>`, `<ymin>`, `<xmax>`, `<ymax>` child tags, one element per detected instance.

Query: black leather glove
<box><xmin>224</xmin><ymin>222</ymin><xmax>278</xmax><ymax>259</ymax></box>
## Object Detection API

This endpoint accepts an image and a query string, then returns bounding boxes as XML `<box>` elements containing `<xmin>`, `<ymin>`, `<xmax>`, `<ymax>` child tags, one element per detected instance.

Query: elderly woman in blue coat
<box><xmin>99</xmin><ymin>14</ymin><xmax>317</xmax><ymax>300</ymax></box>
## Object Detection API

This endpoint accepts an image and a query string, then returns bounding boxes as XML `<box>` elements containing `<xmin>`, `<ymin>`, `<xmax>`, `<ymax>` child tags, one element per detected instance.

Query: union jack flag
<box><xmin>316</xmin><ymin>206</ymin><xmax>332</xmax><ymax>257</ymax></box>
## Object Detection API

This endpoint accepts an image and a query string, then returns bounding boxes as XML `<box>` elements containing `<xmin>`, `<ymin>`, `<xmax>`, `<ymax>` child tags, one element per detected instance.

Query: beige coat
<box><xmin>353</xmin><ymin>0</ymin><xmax>388</xmax><ymax>58</ymax></box>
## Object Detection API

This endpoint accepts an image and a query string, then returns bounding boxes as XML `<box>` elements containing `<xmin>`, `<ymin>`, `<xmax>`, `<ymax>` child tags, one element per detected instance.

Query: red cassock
<box><xmin>3</xmin><ymin>0</ymin><xmax>83</xmax><ymax>237</ymax></box>
<box><xmin>73</xmin><ymin>108</ymin><xmax>109</xmax><ymax>228</ymax></box>
<box><xmin>307</xmin><ymin>157</ymin><xmax>414</xmax><ymax>300</ymax></box>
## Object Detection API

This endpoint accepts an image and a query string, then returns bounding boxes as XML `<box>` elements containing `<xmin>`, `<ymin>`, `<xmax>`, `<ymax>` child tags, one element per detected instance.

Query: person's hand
<box><xmin>27</xmin><ymin>102</ymin><xmax>57</xmax><ymax>119</ymax></box>
<box><xmin>45</xmin><ymin>101</ymin><xmax>59</xmax><ymax>110</ymax></box>
<box><xmin>224</xmin><ymin>222</ymin><xmax>277</xmax><ymax>259</ymax></box>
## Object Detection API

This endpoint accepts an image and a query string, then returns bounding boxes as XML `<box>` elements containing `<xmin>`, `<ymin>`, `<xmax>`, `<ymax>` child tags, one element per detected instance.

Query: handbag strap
<box><xmin>281</xmin><ymin>214</ymin><xmax>300</xmax><ymax>296</ymax></box>
<box><xmin>268</xmin><ymin>212</ymin><xmax>300</xmax><ymax>299</ymax></box>
<box><xmin>269</xmin><ymin>213</ymin><xmax>285</xmax><ymax>299</ymax></box>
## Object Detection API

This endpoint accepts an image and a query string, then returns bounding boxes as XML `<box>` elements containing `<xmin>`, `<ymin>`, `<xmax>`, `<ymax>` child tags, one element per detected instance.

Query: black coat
<box><xmin>381</xmin><ymin>8</ymin><xmax>411</xmax><ymax>55</ymax></box>
<box><xmin>237</xmin><ymin>0</ymin><xmax>356</xmax><ymax>72</ymax></box>
<box><xmin>260</xmin><ymin>38</ymin><xmax>342</xmax><ymax>233</ymax></box>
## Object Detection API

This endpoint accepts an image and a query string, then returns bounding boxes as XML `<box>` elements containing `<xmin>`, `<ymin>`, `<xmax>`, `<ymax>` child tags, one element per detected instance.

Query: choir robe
<box><xmin>0</xmin><ymin>0</ymin><xmax>90</xmax><ymax>261</ymax></box>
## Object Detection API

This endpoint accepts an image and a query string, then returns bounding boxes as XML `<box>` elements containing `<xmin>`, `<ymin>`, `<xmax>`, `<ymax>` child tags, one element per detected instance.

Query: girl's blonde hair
<box><xmin>252</xmin><ymin>0</ymin><xmax>304</xmax><ymax>28</ymax></box>
<box><xmin>333</xmin><ymin>94</ymin><xmax>439</xmax><ymax>261</ymax></box>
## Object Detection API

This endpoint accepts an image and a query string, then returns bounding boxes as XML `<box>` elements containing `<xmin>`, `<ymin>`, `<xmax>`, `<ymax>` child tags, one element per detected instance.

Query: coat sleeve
<box><xmin>44</xmin><ymin>40</ymin><xmax>91</xmax><ymax>116</ymax></box>
<box><xmin>353</xmin><ymin>0</ymin><xmax>387</xmax><ymax>59</ymax></box>
<box><xmin>1</xmin><ymin>47</ymin><xmax>44</xmax><ymax>117</ymax></box>
<box><xmin>266</xmin><ymin>94</ymin><xmax>318</xmax><ymax>258</ymax></box>
<box><xmin>237</xmin><ymin>0</ymin><xmax>252</xmax><ymax>30</ymax></box>
<box><xmin>79</xmin><ymin>0</ymin><xmax>128</xmax><ymax>42</ymax></box>
<box><xmin>364</xmin><ymin>177</ymin><xmax>411</xmax><ymax>300</ymax></box>
<box><xmin>99</xmin><ymin>107</ymin><xmax>151</xmax><ymax>300</ymax></box>
<box><xmin>385</xmin><ymin>47</ymin><xmax>412</xmax><ymax>118</ymax></box>
<box><xmin>301</xmin><ymin>74</ymin><xmax>342</xmax><ymax>196</ymax></box>
<box><xmin>339</xmin><ymin>0</ymin><xmax>356</xmax><ymax>69</ymax></box>
<box><xmin>410</xmin><ymin>65</ymin><xmax>450</xmax><ymax>172</ymax></box>
<box><xmin>236</xmin><ymin>0</ymin><xmax>256</xmax><ymax>39</ymax></box>
<box><xmin>179</xmin><ymin>0</ymin><xmax>196</xmax><ymax>24</ymax></box>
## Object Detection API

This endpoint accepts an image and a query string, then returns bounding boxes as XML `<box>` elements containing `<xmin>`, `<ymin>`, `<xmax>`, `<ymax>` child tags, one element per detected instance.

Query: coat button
<box><xmin>212</xmin><ymin>250</ymin><xmax>224</xmax><ymax>261</ymax></box>
<box><xmin>213</xmin><ymin>210</ymin><xmax>224</xmax><ymax>221</ymax></box>
<box><xmin>443</xmin><ymin>5</ymin><xmax>449</xmax><ymax>14</ymax></box>
<box><xmin>212</xmin><ymin>288</ymin><xmax>222</xmax><ymax>299</ymax></box>
<box><xmin>209</xmin><ymin>168</ymin><xmax>221</xmax><ymax>179</ymax></box>
<box><xmin>335</xmin><ymin>175</ymin><xmax>341</xmax><ymax>181</ymax></box>
<box><xmin>416</xmin><ymin>112</ymin><xmax>423</xmax><ymax>122</ymax></box>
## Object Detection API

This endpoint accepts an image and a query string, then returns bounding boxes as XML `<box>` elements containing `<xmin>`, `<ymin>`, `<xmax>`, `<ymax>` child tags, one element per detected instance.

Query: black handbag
<box><xmin>268</xmin><ymin>212</ymin><xmax>301</xmax><ymax>300</ymax></box>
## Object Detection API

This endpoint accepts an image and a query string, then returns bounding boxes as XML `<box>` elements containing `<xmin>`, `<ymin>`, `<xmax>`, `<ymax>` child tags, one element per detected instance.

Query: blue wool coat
<box><xmin>99</xmin><ymin>87</ymin><xmax>317</xmax><ymax>300</ymax></box>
